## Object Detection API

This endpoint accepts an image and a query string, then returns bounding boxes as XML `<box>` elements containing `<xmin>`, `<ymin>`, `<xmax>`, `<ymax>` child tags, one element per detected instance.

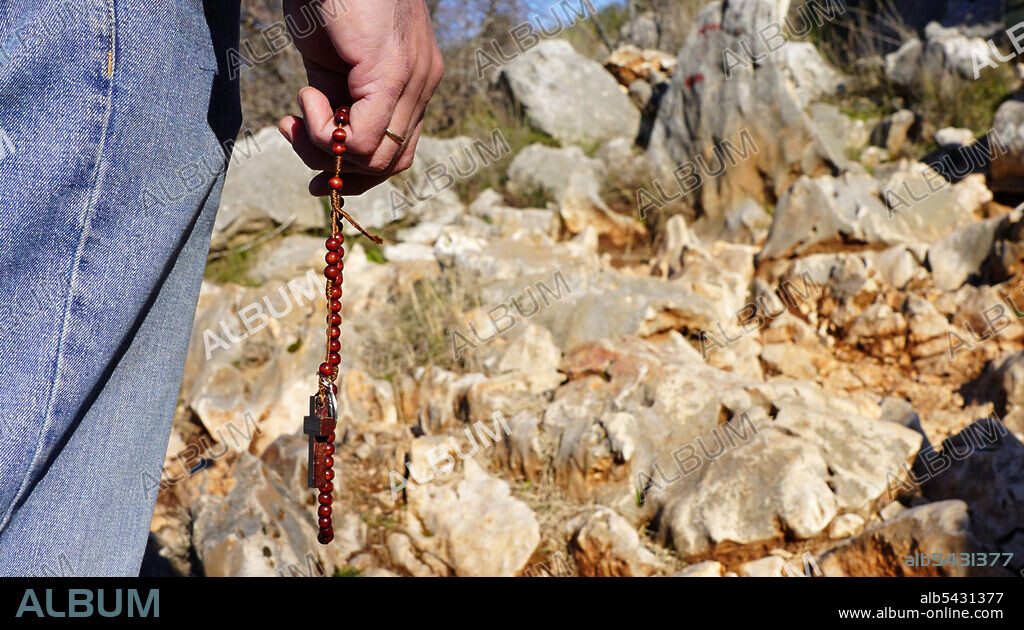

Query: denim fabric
<box><xmin>0</xmin><ymin>0</ymin><xmax>241</xmax><ymax>575</ymax></box>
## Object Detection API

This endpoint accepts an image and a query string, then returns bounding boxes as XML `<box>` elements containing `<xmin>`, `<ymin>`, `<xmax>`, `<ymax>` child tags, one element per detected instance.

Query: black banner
<box><xmin>1</xmin><ymin>577</ymin><xmax>1020</xmax><ymax>625</ymax></box>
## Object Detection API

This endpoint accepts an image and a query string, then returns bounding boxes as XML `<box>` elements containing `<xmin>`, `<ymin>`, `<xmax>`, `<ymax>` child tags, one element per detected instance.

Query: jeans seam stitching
<box><xmin>105</xmin><ymin>0</ymin><xmax>116</xmax><ymax>77</ymax></box>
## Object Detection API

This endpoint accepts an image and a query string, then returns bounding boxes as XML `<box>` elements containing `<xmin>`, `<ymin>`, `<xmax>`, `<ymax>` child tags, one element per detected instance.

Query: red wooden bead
<box><xmin>327</xmin><ymin>432</ymin><xmax>336</xmax><ymax>443</ymax></box>
<box><xmin>326</xmin><ymin>251</ymin><xmax>341</xmax><ymax>265</ymax></box>
<box><xmin>324</xmin><ymin>468</ymin><xmax>335</xmax><ymax>481</ymax></box>
<box><xmin>332</xmin><ymin>128</ymin><xmax>347</xmax><ymax>142</ymax></box>
<box><xmin>332</xmin><ymin>143</ymin><xmax>346</xmax><ymax>156</ymax></box>
<box><xmin>328</xmin><ymin>177</ymin><xmax>343</xmax><ymax>190</ymax></box>
<box><xmin>329</xmin><ymin>339</ymin><xmax>341</xmax><ymax>352</ymax></box>
<box><xmin>324</xmin><ymin>456</ymin><xmax>334</xmax><ymax>468</ymax></box>
<box><xmin>318</xmin><ymin>504</ymin><xmax>332</xmax><ymax>517</ymax></box>
<box><xmin>318</xmin><ymin>492</ymin><xmax>333</xmax><ymax>505</ymax></box>
<box><xmin>319</xmin><ymin>481</ymin><xmax>334</xmax><ymax>493</ymax></box>
<box><xmin>326</xmin><ymin>237</ymin><xmax>341</xmax><ymax>251</ymax></box>
<box><xmin>335</xmin><ymin>105</ymin><xmax>350</xmax><ymax>116</ymax></box>
<box><xmin>319</xmin><ymin>362</ymin><xmax>332</xmax><ymax>376</ymax></box>
<box><xmin>324</xmin><ymin>266</ymin><xmax>339</xmax><ymax>280</ymax></box>
<box><xmin>318</xmin><ymin>531</ymin><xmax>334</xmax><ymax>544</ymax></box>
<box><xmin>330</xmin><ymin>326</ymin><xmax>341</xmax><ymax>339</ymax></box>
<box><xmin>324</xmin><ymin>443</ymin><xmax>335</xmax><ymax>456</ymax></box>
<box><xmin>329</xmin><ymin>313</ymin><xmax>341</xmax><ymax>326</ymax></box>
<box><xmin>330</xmin><ymin>300</ymin><xmax>341</xmax><ymax>313</ymax></box>
<box><xmin>330</xmin><ymin>287</ymin><xmax>342</xmax><ymax>299</ymax></box>
<box><xmin>328</xmin><ymin>352</ymin><xmax>341</xmax><ymax>366</ymax></box>
<box><xmin>318</xmin><ymin>516</ymin><xmax>332</xmax><ymax>528</ymax></box>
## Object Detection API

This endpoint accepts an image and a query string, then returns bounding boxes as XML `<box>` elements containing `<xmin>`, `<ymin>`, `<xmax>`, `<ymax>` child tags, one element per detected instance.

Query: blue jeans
<box><xmin>0</xmin><ymin>0</ymin><xmax>241</xmax><ymax>575</ymax></box>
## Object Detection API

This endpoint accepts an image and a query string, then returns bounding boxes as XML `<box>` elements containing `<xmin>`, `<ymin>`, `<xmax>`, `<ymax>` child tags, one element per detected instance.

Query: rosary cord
<box><xmin>321</xmin><ymin>154</ymin><xmax>382</xmax><ymax>400</ymax></box>
<box><xmin>312</xmin><ymin>105</ymin><xmax>386</xmax><ymax>546</ymax></box>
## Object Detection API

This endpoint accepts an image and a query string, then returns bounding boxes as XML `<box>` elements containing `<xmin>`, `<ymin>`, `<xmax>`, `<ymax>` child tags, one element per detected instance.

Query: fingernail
<box><xmin>279</xmin><ymin>126</ymin><xmax>291</xmax><ymax>143</ymax></box>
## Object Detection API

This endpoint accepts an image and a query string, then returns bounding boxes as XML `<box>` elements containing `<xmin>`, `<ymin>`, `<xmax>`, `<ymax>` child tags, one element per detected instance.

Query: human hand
<box><xmin>277</xmin><ymin>0</ymin><xmax>444</xmax><ymax>195</ymax></box>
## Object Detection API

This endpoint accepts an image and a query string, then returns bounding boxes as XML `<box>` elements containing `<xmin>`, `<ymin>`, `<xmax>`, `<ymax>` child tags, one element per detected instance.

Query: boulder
<box><xmin>830</xmin><ymin>513</ymin><xmax>866</xmax><ymax>539</ymax></box>
<box><xmin>407</xmin><ymin>135</ymin><xmax>475</xmax><ymax>179</ymax></box>
<box><xmin>673</xmin><ymin>560</ymin><xmax>725</xmax><ymax>577</ymax></box>
<box><xmin>401</xmin><ymin>460</ymin><xmax>541</xmax><ymax>577</ymax></box>
<box><xmin>922</xmin><ymin>418</ymin><xmax>1024</xmax><ymax>547</ymax></box>
<box><xmin>472</xmin><ymin>321</ymin><xmax>562</xmax><ymax>376</ymax></box>
<box><xmin>433</xmin><ymin>228</ymin><xmax>596</xmax><ymax>285</ymax></box>
<box><xmin>647</xmin><ymin>0</ymin><xmax>838</xmax><ymax>238</ymax></box>
<box><xmin>340</xmin><ymin>180</ymin><xmax>405</xmax><ymax>231</ymax></box>
<box><xmin>781</xmin><ymin>42</ymin><xmax>841</xmax><ymax>107</ymax></box>
<box><xmin>488</xmin><ymin>335</ymin><xmax>917</xmax><ymax>553</ymax></box>
<box><xmin>967</xmin><ymin>355</ymin><xmax>1024</xmax><ymax>437</ymax></box>
<box><xmin>956</xmin><ymin>173</ymin><xmax>994</xmax><ymax>214</ymax></box>
<box><xmin>563</xmin><ymin>507</ymin><xmax>661</xmax><ymax>577</ymax></box>
<box><xmin>982</xmin><ymin>204</ymin><xmax>1024</xmax><ymax>280</ymax></box>
<box><xmin>525</xmin><ymin>267</ymin><xmax>730</xmax><ymax>353</ymax></box>
<box><xmin>246</xmin><ymin>235</ymin><xmax>326</xmax><ymax>285</ymax></box>
<box><xmin>651</xmin><ymin>215</ymin><xmax>701</xmax><ymax>278</ymax></box>
<box><xmin>927</xmin><ymin>211</ymin><xmax>1014</xmax><ymax>290</ymax></box>
<box><xmin>180</xmin><ymin>278</ymin><xmax>326</xmax><ymax>455</ymax></box>
<box><xmin>871</xmin><ymin>109</ymin><xmax>916</xmax><ymax>156</ymax></box>
<box><xmin>903</xmin><ymin>294</ymin><xmax>956</xmax><ymax>361</ymax></box>
<box><xmin>499</xmin><ymin>39</ymin><xmax>641</xmax><ymax>146</ymax></box>
<box><xmin>758</xmin><ymin>166</ymin><xmax>975</xmax><ymax>262</ymax></box>
<box><xmin>817</xmin><ymin>500</ymin><xmax>1007</xmax><ymax>577</ymax></box>
<box><xmin>404</xmin><ymin>367</ymin><xmax>488</xmax><ymax>436</ymax></box>
<box><xmin>862</xmin><ymin>246</ymin><xmax>928</xmax><ymax>290</ymax></box>
<box><xmin>191</xmin><ymin>454</ymin><xmax>363</xmax><ymax>577</ymax></box>
<box><xmin>860</xmin><ymin>146</ymin><xmax>889</xmax><ymax>168</ymax></box>
<box><xmin>382</xmin><ymin>242</ymin><xmax>436</xmax><ymax>264</ymax></box>
<box><xmin>212</xmin><ymin>127</ymin><xmax>325</xmax><ymax>250</ymax></box>
<box><xmin>650</xmin><ymin>403</ymin><xmax>921</xmax><ymax>556</ymax></box>
<box><xmin>885</xmin><ymin>23</ymin><xmax>995</xmax><ymax>100</ymax></box>
<box><xmin>935</xmin><ymin>127</ymin><xmax>976</xmax><ymax>148</ymax></box>
<box><xmin>809</xmin><ymin>103</ymin><xmax>873</xmax><ymax>160</ymax></box>
<box><xmin>180</xmin><ymin>249</ymin><xmax>391</xmax><ymax>454</ymax></box>
<box><xmin>467</xmin><ymin>188</ymin><xmax>558</xmax><ymax>238</ymax></box>
<box><xmin>506</xmin><ymin>144</ymin><xmax>646</xmax><ymax>245</ymax></box>
<box><xmin>990</xmin><ymin>100</ymin><xmax>1024</xmax><ymax>194</ymax></box>
<box><xmin>506</xmin><ymin>144</ymin><xmax>599</xmax><ymax>201</ymax></box>
<box><xmin>738</xmin><ymin>556</ymin><xmax>786</xmax><ymax>577</ymax></box>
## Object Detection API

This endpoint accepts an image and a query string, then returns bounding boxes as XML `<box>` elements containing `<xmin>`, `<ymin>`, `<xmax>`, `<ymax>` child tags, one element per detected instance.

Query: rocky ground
<box><xmin>145</xmin><ymin>0</ymin><xmax>1024</xmax><ymax>577</ymax></box>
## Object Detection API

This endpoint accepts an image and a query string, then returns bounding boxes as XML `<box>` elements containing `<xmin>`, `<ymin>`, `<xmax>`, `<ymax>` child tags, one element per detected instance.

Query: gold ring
<box><xmin>384</xmin><ymin>128</ymin><xmax>406</xmax><ymax>145</ymax></box>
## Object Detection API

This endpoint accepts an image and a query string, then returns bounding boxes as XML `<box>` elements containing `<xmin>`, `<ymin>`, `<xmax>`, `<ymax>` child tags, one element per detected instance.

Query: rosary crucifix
<box><xmin>303</xmin><ymin>105</ymin><xmax>382</xmax><ymax>545</ymax></box>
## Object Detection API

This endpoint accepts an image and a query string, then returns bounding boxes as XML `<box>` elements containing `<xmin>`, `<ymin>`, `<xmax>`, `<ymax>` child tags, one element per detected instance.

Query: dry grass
<box><xmin>360</xmin><ymin>269</ymin><xmax>481</xmax><ymax>380</ymax></box>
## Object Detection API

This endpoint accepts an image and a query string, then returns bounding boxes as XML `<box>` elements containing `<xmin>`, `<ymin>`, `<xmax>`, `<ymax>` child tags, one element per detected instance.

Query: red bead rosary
<box><xmin>303</xmin><ymin>105</ymin><xmax>382</xmax><ymax>545</ymax></box>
